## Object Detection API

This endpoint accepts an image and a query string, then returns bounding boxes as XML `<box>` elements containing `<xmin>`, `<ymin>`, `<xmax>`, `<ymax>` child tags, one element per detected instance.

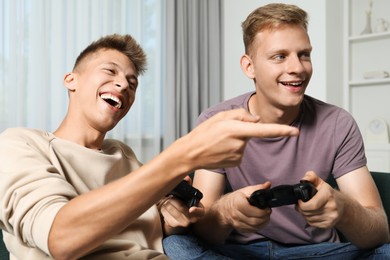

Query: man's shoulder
<box><xmin>304</xmin><ymin>95</ymin><xmax>337</xmax><ymax>109</ymax></box>
<box><xmin>200</xmin><ymin>91</ymin><xmax>254</xmax><ymax>120</ymax></box>
<box><xmin>0</xmin><ymin>127</ymin><xmax>51</xmax><ymax>142</ymax></box>
<box><xmin>0</xmin><ymin>128</ymin><xmax>54</xmax><ymax>160</ymax></box>
<box><xmin>303</xmin><ymin>95</ymin><xmax>351</xmax><ymax>118</ymax></box>
<box><xmin>302</xmin><ymin>96</ymin><xmax>360</xmax><ymax>141</ymax></box>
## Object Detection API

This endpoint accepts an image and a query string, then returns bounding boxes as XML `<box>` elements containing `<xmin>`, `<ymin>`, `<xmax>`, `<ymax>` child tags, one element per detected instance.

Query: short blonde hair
<box><xmin>242</xmin><ymin>3</ymin><xmax>308</xmax><ymax>55</ymax></box>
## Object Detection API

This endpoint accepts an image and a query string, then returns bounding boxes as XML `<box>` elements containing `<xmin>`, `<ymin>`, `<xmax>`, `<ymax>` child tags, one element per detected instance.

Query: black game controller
<box><xmin>248</xmin><ymin>181</ymin><xmax>317</xmax><ymax>209</ymax></box>
<box><xmin>168</xmin><ymin>180</ymin><xmax>203</xmax><ymax>208</ymax></box>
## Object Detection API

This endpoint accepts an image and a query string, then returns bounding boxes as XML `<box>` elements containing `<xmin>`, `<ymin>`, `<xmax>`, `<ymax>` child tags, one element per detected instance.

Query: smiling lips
<box><xmin>281</xmin><ymin>81</ymin><xmax>303</xmax><ymax>87</ymax></box>
<box><xmin>281</xmin><ymin>81</ymin><xmax>305</xmax><ymax>93</ymax></box>
<box><xmin>100</xmin><ymin>93</ymin><xmax>123</xmax><ymax>109</ymax></box>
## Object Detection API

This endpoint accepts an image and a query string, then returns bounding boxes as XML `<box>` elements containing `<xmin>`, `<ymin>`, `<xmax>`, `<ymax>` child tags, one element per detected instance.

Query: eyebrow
<box><xmin>104</xmin><ymin>62</ymin><xmax>139</xmax><ymax>83</ymax></box>
<box><xmin>266</xmin><ymin>46</ymin><xmax>312</xmax><ymax>57</ymax></box>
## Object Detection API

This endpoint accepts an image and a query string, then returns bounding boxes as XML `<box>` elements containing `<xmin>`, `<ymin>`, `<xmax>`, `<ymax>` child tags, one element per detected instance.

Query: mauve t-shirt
<box><xmin>196</xmin><ymin>92</ymin><xmax>366</xmax><ymax>245</ymax></box>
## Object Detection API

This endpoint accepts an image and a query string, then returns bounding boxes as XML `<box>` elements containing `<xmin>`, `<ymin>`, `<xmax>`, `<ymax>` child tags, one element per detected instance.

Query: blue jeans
<box><xmin>163</xmin><ymin>234</ymin><xmax>390</xmax><ymax>259</ymax></box>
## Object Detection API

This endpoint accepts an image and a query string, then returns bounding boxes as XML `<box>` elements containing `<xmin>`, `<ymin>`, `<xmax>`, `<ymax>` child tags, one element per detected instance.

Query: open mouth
<box><xmin>100</xmin><ymin>93</ymin><xmax>122</xmax><ymax>109</ymax></box>
<box><xmin>281</xmin><ymin>81</ymin><xmax>303</xmax><ymax>87</ymax></box>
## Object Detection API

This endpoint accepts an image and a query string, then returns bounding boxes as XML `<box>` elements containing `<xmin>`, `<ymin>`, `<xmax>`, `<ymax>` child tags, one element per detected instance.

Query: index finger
<box><xmin>210</xmin><ymin>108</ymin><xmax>261</xmax><ymax>123</ymax></box>
<box><xmin>231</xmin><ymin>121</ymin><xmax>299</xmax><ymax>139</ymax></box>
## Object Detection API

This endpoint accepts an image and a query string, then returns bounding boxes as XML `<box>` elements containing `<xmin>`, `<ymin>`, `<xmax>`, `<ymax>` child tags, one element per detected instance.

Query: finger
<box><xmin>297</xmin><ymin>204</ymin><xmax>321</xmax><ymax>216</ymax></box>
<box><xmin>188</xmin><ymin>206</ymin><xmax>205</xmax><ymax>223</ymax></box>
<box><xmin>301</xmin><ymin>171</ymin><xmax>322</xmax><ymax>187</ymax></box>
<box><xmin>304</xmin><ymin>215</ymin><xmax>334</xmax><ymax>229</ymax></box>
<box><xmin>246</xmin><ymin>207</ymin><xmax>272</xmax><ymax>219</ymax></box>
<box><xmin>162</xmin><ymin>206</ymin><xmax>190</xmax><ymax>227</ymax></box>
<box><xmin>202</xmin><ymin>109</ymin><xmax>299</xmax><ymax>138</ymax></box>
<box><xmin>230</xmin><ymin>121</ymin><xmax>299</xmax><ymax>139</ymax></box>
<box><xmin>235</xmin><ymin>210</ymin><xmax>271</xmax><ymax>232</ymax></box>
<box><xmin>241</xmin><ymin>181</ymin><xmax>272</xmax><ymax>197</ymax></box>
<box><xmin>211</xmin><ymin>108</ymin><xmax>261</xmax><ymax>123</ymax></box>
<box><xmin>183</xmin><ymin>175</ymin><xmax>193</xmax><ymax>185</ymax></box>
<box><xmin>160</xmin><ymin>199</ymin><xmax>191</xmax><ymax>227</ymax></box>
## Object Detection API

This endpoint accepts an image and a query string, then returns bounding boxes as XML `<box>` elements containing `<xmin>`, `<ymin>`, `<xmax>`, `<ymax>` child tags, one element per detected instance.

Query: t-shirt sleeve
<box><xmin>196</xmin><ymin>109</ymin><xmax>215</xmax><ymax>126</ymax></box>
<box><xmin>332</xmin><ymin>110</ymin><xmax>367</xmax><ymax>178</ymax></box>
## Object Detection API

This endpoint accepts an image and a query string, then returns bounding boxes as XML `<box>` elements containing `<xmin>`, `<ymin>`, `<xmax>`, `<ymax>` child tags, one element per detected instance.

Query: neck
<box><xmin>248</xmin><ymin>93</ymin><xmax>301</xmax><ymax>125</ymax></box>
<box><xmin>53</xmin><ymin>115</ymin><xmax>105</xmax><ymax>150</ymax></box>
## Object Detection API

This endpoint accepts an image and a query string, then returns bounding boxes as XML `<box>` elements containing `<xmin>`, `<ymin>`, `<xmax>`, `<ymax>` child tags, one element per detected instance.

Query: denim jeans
<box><xmin>163</xmin><ymin>234</ymin><xmax>390</xmax><ymax>259</ymax></box>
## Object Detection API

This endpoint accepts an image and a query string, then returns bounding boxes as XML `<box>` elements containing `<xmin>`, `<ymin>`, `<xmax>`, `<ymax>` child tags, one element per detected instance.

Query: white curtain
<box><xmin>0</xmin><ymin>0</ymin><xmax>162</xmax><ymax>163</ymax></box>
<box><xmin>162</xmin><ymin>0</ymin><xmax>222</xmax><ymax>149</ymax></box>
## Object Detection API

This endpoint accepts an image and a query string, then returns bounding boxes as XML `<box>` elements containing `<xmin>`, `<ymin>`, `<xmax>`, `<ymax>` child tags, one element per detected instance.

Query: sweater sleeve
<box><xmin>0</xmin><ymin>128</ymin><xmax>77</xmax><ymax>256</ymax></box>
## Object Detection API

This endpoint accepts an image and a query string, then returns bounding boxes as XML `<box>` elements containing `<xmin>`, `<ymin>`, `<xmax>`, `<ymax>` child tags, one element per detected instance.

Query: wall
<box><xmin>222</xmin><ymin>0</ymin><xmax>343</xmax><ymax>107</ymax></box>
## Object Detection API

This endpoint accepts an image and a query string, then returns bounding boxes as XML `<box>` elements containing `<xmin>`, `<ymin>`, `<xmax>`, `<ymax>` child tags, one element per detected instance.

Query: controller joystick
<box><xmin>248</xmin><ymin>180</ymin><xmax>317</xmax><ymax>209</ymax></box>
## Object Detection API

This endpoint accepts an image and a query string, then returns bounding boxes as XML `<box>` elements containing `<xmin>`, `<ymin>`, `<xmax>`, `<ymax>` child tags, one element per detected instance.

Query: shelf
<box><xmin>349</xmin><ymin>78</ymin><xmax>390</xmax><ymax>86</ymax></box>
<box><xmin>347</xmin><ymin>0</ymin><xmax>390</xmax><ymax>172</ymax></box>
<box><xmin>349</xmin><ymin>31</ymin><xmax>390</xmax><ymax>43</ymax></box>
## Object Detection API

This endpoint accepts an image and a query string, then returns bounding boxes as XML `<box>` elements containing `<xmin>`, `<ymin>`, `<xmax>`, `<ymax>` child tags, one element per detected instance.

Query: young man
<box><xmin>0</xmin><ymin>34</ymin><xmax>299</xmax><ymax>259</ymax></box>
<box><xmin>163</xmin><ymin>3</ymin><xmax>390</xmax><ymax>259</ymax></box>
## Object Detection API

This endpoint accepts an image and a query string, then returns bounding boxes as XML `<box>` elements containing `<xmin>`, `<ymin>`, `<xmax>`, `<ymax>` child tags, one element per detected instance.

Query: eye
<box><xmin>104</xmin><ymin>68</ymin><xmax>116</xmax><ymax>74</ymax></box>
<box><xmin>300</xmin><ymin>51</ymin><xmax>311</xmax><ymax>61</ymax></box>
<box><xmin>128</xmin><ymin>81</ymin><xmax>138</xmax><ymax>91</ymax></box>
<box><xmin>273</xmin><ymin>54</ymin><xmax>286</xmax><ymax>61</ymax></box>
<box><xmin>127</xmin><ymin>76</ymin><xmax>138</xmax><ymax>91</ymax></box>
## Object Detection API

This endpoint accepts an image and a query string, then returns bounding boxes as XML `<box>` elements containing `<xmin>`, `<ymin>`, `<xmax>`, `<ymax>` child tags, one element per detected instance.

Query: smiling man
<box><xmin>163</xmin><ymin>3</ymin><xmax>390</xmax><ymax>259</ymax></box>
<box><xmin>0</xmin><ymin>34</ymin><xmax>300</xmax><ymax>259</ymax></box>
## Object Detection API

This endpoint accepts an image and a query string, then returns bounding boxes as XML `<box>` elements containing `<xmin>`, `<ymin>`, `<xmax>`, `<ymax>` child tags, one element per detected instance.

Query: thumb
<box><xmin>241</xmin><ymin>181</ymin><xmax>272</xmax><ymax>197</ymax></box>
<box><xmin>183</xmin><ymin>175</ymin><xmax>193</xmax><ymax>185</ymax></box>
<box><xmin>301</xmin><ymin>171</ymin><xmax>322</xmax><ymax>187</ymax></box>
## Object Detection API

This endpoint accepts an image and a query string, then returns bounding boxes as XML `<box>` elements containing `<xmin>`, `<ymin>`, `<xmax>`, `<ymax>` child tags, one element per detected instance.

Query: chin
<box><xmin>99</xmin><ymin>120</ymin><xmax>119</xmax><ymax>133</ymax></box>
<box><xmin>283</xmin><ymin>95</ymin><xmax>304</xmax><ymax>107</ymax></box>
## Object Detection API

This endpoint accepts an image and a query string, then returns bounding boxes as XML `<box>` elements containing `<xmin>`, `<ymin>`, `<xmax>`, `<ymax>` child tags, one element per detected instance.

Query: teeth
<box><xmin>284</xmin><ymin>82</ymin><xmax>302</xmax><ymax>86</ymax></box>
<box><xmin>100</xmin><ymin>93</ymin><xmax>122</xmax><ymax>108</ymax></box>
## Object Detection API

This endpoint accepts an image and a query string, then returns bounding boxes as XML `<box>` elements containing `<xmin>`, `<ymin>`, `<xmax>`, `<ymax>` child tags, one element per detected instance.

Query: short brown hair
<box><xmin>73</xmin><ymin>34</ymin><xmax>147</xmax><ymax>75</ymax></box>
<box><xmin>241</xmin><ymin>3</ymin><xmax>308</xmax><ymax>55</ymax></box>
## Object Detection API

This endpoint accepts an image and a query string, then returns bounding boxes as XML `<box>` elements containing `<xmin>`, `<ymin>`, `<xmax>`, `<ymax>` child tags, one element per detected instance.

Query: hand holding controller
<box><xmin>168</xmin><ymin>180</ymin><xmax>203</xmax><ymax>208</ymax></box>
<box><xmin>248</xmin><ymin>181</ymin><xmax>317</xmax><ymax>209</ymax></box>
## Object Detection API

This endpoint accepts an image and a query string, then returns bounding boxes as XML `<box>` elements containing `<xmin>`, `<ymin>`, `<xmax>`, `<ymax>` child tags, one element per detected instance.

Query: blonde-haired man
<box><xmin>164</xmin><ymin>4</ymin><xmax>390</xmax><ymax>259</ymax></box>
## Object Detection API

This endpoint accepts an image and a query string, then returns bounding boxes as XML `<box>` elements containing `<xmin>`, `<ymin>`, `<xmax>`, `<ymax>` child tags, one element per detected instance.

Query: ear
<box><xmin>64</xmin><ymin>72</ymin><xmax>76</xmax><ymax>92</ymax></box>
<box><xmin>240</xmin><ymin>54</ymin><xmax>255</xmax><ymax>79</ymax></box>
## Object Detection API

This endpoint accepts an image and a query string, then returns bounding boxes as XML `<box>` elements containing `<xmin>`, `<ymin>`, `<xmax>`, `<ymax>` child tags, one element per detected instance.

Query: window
<box><xmin>0</xmin><ymin>0</ymin><xmax>162</xmax><ymax>162</ymax></box>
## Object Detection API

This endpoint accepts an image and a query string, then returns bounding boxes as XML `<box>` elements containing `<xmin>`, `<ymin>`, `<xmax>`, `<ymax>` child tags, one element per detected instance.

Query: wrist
<box><xmin>164</xmin><ymin>134</ymin><xmax>201</xmax><ymax>173</ymax></box>
<box><xmin>214</xmin><ymin>194</ymin><xmax>235</xmax><ymax>228</ymax></box>
<box><xmin>164</xmin><ymin>222</ymin><xmax>192</xmax><ymax>236</ymax></box>
<box><xmin>332</xmin><ymin>191</ymin><xmax>348</xmax><ymax>228</ymax></box>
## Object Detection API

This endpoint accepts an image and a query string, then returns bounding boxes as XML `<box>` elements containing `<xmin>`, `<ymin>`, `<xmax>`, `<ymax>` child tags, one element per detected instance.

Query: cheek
<box><xmin>125</xmin><ymin>91</ymin><xmax>136</xmax><ymax>111</ymax></box>
<box><xmin>130</xmin><ymin>90</ymin><xmax>136</xmax><ymax>104</ymax></box>
<box><xmin>304</xmin><ymin>63</ymin><xmax>313</xmax><ymax>78</ymax></box>
<box><xmin>255</xmin><ymin>64</ymin><xmax>280</xmax><ymax>81</ymax></box>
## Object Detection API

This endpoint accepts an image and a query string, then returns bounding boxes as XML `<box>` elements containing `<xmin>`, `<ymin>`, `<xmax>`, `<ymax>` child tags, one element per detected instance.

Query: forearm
<box><xmin>48</xmin><ymin>109</ymin><xmax>298</xmax><ymax>258</ymax></box>
<box><xmin>336</xmin><ymin>192</ymin><xmax>390</xmax><ymax>249</ymax></box>
<box><xmin>49</xmin><ymin>142</ymin><xmax>192</xmax><ymax>259</ymax></box>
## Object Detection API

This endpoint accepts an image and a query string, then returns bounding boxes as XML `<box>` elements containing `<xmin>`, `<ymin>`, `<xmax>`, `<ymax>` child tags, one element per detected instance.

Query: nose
<box><xmin>286</xmin><ymin>55</ymin><xmax>305</xmax><ymax>74</ymax></box>
<box><xmin>114</xmin><ymin>77</ymin><xmax>129</xmax><ymax>91</ymax></box>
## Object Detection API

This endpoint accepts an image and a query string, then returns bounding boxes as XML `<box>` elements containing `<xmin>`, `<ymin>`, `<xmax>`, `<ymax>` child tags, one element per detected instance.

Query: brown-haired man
<box><xmin>0</xmin><ymin>34</ymin><xmax>298</xmax><ymax>259</ymax></box>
